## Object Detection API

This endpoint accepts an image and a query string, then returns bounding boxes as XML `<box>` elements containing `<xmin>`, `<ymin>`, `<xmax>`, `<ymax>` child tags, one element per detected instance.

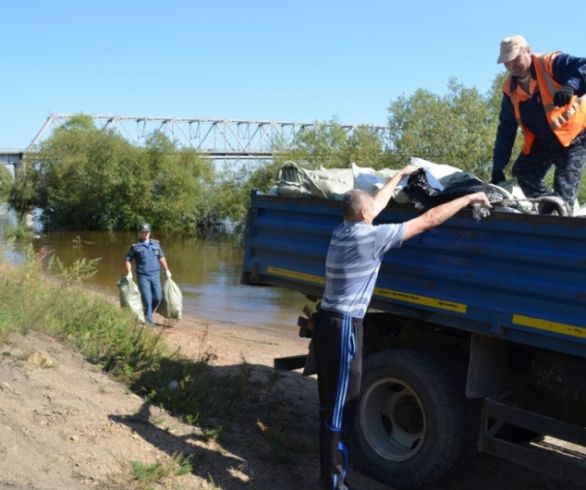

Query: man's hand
<box><xmin>467</xmin><ymin>192</ymin><xmax>492</xmax><ymax>208</ymax></box>
<box><xmin>372</xmin><ymin>164</ymin><xmax>421</xmax><ymax>218</ymax></box>
<box><xmin>403</xmin><ymin>191</ymin><xmax>492</xmax><ymax>240</ymax></box>
<box><xmin>165</xmin><ymin>270</ymin><xmax>172</xmax><ymax>279</ymax></box>
<box><xmin>398</xmin><ymin>164</ymin><xmax>420</xmax><ymax>178</ymax></box>
<box><xmin>126</xmin><ymin>271</ymin><xmax>133</xmax><ymax>281</ymax></box>
<box><xmin>491</xmin><ymin>168</ymin><xmax>506</xmax><ymax>185</ymax></box>
<box><xmin>553</xmin><ymin>85</ymin><xmax>575</xmax><ymax>107</ymax></box>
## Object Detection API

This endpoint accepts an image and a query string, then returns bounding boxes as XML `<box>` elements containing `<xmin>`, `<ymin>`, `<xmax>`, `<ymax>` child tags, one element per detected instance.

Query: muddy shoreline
<box><xmin>0</xmin><ymin>312</ymin><xmax>578</xmax><ymax>489</ymax></box>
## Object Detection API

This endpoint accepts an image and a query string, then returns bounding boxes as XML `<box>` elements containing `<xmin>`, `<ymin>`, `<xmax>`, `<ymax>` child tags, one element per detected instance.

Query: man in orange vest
<box><xmin>491</xmin><ymin>35</ymin><xmax>586</xmax><ymax>211</ymax></box>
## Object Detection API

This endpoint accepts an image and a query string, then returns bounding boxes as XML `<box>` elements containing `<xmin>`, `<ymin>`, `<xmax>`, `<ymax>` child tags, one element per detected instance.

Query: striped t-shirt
<box><xmin>321</xmin><ymin>220</ymin><xmax>405</xmax><ymax>319</ymax></box>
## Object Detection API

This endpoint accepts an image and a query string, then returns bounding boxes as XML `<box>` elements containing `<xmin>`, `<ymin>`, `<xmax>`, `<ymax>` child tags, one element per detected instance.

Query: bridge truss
<box><xmin>28</xmin><ymin>114</ymin><xmax>391</xmax><ymax>160</ymax></box>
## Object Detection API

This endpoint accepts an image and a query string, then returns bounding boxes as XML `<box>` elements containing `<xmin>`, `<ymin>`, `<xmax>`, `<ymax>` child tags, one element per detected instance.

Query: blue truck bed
<box><xmin>242</xmin><ymin>191</ymin><xmax>586</xmax><ymax>359</ymax></box>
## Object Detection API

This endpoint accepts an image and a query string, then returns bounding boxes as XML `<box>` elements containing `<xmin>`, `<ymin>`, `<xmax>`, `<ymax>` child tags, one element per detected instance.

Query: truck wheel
<box><xmin>353</xmin><ymin>349</ymin><xmax>465</xmax><ymax>489</ymax></box>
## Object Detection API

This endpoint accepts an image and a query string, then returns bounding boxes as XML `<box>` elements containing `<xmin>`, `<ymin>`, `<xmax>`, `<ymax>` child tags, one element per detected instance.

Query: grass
<box><xmin>0</xmin><ymin>245</ymin><xmax>167</xmax><ymax>382</ymax></box>
<box><xmin>0</xmin><ymin>244</ymin><xmax>255</xmax><ymax>419</ymax></box>
<box><xmin>0</xmin><ymin>239</ymin><xmax>302</xmax><ymax>486</ymax></box>
<box><xmin>1</xmin><ymin>222</ymin><xmax>34</xmax><ymax>241</ymax></box>
<box><xmin>0</xmin><ymin>243</ymin><xmax>238</xmax><ymax>404</ymax></box>
<box><xmin>113</xmin><ymin>453</ymin><xmax>193</xmax><ymax>490</ymax></box>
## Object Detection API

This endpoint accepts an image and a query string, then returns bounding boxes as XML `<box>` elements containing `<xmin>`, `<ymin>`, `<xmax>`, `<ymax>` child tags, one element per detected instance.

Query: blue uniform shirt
<box><xmin>125</xmin><ymin>239</ymin><xmax>165</xmax><ymax>276</ymax></box>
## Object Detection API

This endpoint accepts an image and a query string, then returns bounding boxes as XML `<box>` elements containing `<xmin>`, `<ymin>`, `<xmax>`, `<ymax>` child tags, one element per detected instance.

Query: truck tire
<box><xmin>353</xmin><ymin>349</ymin><xmax>465</xmax><ymax>489</ymax></box>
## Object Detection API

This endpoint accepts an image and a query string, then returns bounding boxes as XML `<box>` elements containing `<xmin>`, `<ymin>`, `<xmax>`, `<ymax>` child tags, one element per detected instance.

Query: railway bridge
<box><xmin>2</xmin><ymin>113</ymin><xmax>390</xmax><ymax>175</ymax></box>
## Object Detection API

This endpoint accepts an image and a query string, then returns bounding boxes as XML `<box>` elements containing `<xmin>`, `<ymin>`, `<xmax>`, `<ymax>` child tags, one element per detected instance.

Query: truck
<box><xmin>241</xmin><ymin>190</ymin><xmax>586</xmax><ymax>488</ymax></box>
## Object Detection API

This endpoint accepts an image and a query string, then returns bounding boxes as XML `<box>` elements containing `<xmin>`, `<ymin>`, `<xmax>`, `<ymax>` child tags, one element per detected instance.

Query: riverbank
<box><xmin>1</xmin><ymin>311</ymin><xmax>579</xmax><ymax>490</ymax></box>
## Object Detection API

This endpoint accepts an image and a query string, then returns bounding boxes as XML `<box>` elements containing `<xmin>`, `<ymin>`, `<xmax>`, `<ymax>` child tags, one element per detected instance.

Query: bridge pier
<box><xmin>0</xmin><ymin>150</ymin><xmax>24</xmax><ymax>178</ymax></box>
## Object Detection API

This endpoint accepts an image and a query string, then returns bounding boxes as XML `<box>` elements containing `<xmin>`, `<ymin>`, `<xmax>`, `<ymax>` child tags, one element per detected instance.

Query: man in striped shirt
<box><xmin>314</xmin><ymin>165</ymin><xmax>490</xmax><ymax>490</ymax></box>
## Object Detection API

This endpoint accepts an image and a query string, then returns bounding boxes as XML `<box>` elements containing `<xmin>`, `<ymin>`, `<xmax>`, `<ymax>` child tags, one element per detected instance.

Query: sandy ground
<box><xmin>0</xmin><ymin>313</ymin><xmax>581</xmax><ymax>490</ymax></box>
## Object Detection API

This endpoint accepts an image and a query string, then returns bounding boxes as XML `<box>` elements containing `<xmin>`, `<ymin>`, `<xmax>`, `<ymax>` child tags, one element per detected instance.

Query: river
<box><xmin>0</xmin><ymin>209</ymin><xmax>307</xmax><ymax>332</ymax></box>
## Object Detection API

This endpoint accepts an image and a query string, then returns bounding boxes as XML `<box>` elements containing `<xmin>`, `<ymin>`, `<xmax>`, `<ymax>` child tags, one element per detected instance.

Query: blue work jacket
<box><xmin>125</xmin><ymin>239</ymin><xmax>165</xmax><ymax>276</ymax></box>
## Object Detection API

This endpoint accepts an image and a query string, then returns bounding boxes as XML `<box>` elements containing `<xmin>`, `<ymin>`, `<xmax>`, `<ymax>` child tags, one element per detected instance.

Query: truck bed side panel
<box><xmin>242</xmin><ymin>193</ymin><xmax>586</xmax><ymax>358</ymax></box>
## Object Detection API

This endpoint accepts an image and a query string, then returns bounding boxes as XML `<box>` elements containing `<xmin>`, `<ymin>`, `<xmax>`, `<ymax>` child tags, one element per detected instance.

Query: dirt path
<box><xmin>0</xmin><ymin>313</ymin><xmax>580</xmax><ymax>489</ymax></box>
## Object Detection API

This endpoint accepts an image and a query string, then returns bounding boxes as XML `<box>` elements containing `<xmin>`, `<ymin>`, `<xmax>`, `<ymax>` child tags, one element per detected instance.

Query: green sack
<box><xmin>118</xmin><ymin>275</ymin><xmax>145</xmax><ymax>323</ymax></box>
<box><xmin>158</xmin><ymin>277</ymin><xmax>183</xmax><ymax>320</ymax></box>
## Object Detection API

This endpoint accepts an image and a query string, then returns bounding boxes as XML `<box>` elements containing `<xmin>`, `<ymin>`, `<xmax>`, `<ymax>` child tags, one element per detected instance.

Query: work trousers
<box><xmin>137</xmin><ymin>273</ymin><xmax>162</xmax><ymax>325</ymax></box>
<box><xmin>513</xmin><ymin>130</ymin><xmax>586</xmax><ymax>208</ymax></box>
<box><xmin>313</xmin><ymin>309</ymin><xmax>363</xmax><ymax>490</ymax></box>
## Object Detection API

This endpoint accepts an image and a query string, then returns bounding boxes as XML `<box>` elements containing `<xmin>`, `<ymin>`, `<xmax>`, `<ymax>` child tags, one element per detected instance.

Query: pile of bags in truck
<box><xmin>268</xmin><ymin>158</ymin><xmax>584</xmax><ymax>217</ymax></box>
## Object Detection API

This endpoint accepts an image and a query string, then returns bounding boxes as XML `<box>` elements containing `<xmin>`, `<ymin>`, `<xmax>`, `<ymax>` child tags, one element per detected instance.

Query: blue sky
<box><xmin>1</xmin><ymin>0</ymin><xmax>585</xmax><ymax>148</ymax></box>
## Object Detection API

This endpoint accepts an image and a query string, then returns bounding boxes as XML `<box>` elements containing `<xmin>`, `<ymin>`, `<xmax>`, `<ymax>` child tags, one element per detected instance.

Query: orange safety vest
<box><xmin>503</xmin><ymin>52</ymin><xmax>586</xmax><ymax>154</ymax></box>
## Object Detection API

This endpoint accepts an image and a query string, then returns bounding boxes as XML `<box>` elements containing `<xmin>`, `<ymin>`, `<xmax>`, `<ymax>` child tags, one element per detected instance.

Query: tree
<box><xmin>387</xmin><ymin>78</ymin><xmax>501</xmax><ymax>180</ymax></box>
<box><xmin>208</xmin><ymin>161</ymin><xmax>283</xmax><ymax>227</ymax></box>
<box><xmin>28</xmin><ymin>114</ymin><xmax>215</xmax><ymax>232</ymax></box>
<box><xmin>272</xmin><ymin>119</ymin><xmax>391</xmax><ymax>171</ymax></box>
<box><xmin>8</xmin><ymin>161</ymin><xmax>38</xmax><ymax>222</ymax></box>
<box><xmin>34</xmin><ymin>115</ymin><xmax>143</xmax><ymax>230</ymax></box>
<box><xmin>0</xmin><ymin>165</ymin><xmax>12</xmax><ymax>202</ymax></box>
<box><xmin>275</xmin><ymin>120</ymin><xmax>355</xmax><ymax>169</ymax></box>
<box><xmin>339</xmin><ymin>125</ymin><xmax>391</xmax><ymax>169</ymax></box>
<box><xmin>142</xmin><ymin>132</ymin><xmax>215</xmax><ymax>232</ymax></box>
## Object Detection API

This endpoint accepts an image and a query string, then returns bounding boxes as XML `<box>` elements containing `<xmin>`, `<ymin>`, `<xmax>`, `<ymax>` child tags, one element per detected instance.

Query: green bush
<box><xmin>0</xmin><ymin>165</ymin><xmax>12</xmax><ymax>202</ymax></box>
<box><xmin>0</xmin><ymin>245</ymin><xmax>167</xmax><ymax>380</ymax></box>
<box><xmin>14</xmin><ymin>115</ymin><xmax>216</xmax><ymax>232</ymax></box>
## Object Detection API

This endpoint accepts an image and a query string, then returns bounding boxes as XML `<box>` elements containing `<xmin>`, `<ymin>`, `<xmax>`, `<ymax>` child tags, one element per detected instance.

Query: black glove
<box><xmin>553</xmin><ymin>85</ymin><xmax>575</xmax><ymax>107</ymax></box>
<box><xmin>491</xmin><ymin>168</ymin><xmax>506</xmax><ymax>185</ymax></box>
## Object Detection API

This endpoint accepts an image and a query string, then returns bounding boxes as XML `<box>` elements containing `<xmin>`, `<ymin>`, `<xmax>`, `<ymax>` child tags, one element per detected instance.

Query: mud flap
<box><xmin>273</xmin><ymin>340</ymin><xmax>317</xmax><ymax>376</ymax></box>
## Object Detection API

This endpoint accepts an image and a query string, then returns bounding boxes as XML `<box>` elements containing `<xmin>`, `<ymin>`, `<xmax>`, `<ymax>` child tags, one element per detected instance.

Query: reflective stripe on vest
<box><xmin>534</xmin><ymin>54</ymin><xmax>586</xmax><ymax>134</ymax></box>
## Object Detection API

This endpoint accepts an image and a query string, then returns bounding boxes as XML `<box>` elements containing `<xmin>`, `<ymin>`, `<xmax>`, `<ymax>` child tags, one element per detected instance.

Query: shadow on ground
<box><xmin>110</xmin><ymin>358</ymin><xmax>579</xmax><ymax>490</ymax></box>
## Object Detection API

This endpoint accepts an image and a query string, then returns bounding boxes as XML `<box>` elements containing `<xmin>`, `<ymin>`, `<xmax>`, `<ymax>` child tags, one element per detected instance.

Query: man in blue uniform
<box><xmin>315</xmin><ymin>165</ymin><xmax>490</xmax><ymax>490</ymax></box>
<box><xmin>124</xmin><ymin>223</ymin><xmax>172</xmax><ymax>325</ymax></box>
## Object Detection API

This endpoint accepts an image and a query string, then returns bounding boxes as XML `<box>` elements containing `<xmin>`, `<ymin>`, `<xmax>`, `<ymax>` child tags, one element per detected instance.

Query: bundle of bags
<box><xmin>118</xmin><ymin>275</ymin><xmax>183</xmax><ymax>322</ymax></box>
<box><xmin>158</xmin><ymin>277</ymin><xmax>183</xmax><ymax>320</ymax></box>
<box><xmin>269</xmin><ymin>158</ymin><xmax>544</xmax><ymax>215</ymax></box>
<box><xmin>118</xmin><ymin>275</ymin><xmax>145</xmax><ymax>323</ymax></box>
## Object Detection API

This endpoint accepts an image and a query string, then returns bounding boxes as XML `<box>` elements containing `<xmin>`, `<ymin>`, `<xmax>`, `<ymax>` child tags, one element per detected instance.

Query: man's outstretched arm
<box><xmin>372</xmin><ymin>164</ymin><xmax>419</xmax><ymax>218</ymax></box>
<box><xmin>403</xmin><ymin>192</ymin><xmax>491</xmax><ymax>241</ymax></box>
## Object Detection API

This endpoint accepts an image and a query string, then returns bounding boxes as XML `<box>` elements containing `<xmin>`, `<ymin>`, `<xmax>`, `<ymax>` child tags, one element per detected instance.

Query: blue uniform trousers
<box><xmin>137</xmin><ymin>273</ymin><xmax>162</xmax><ymax>325</ymax></box>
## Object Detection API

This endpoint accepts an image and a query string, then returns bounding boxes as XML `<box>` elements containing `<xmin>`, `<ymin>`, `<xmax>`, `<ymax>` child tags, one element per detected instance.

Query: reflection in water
<box><xmin>0</xmin><ymin>218</ymin><xmax>307</xmax><ymax>331</ymax></box>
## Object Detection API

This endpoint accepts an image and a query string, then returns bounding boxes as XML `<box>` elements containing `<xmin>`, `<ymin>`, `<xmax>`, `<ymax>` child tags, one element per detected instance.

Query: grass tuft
<box><xmin>0</xmin><ymin>241</ymin><xmax>283</xmax><ymax>486</ymax></box>
<box><xmin>0</xmin><ymin>241</ymin><xmax>253</xmax><ymax>439</ymax></box>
